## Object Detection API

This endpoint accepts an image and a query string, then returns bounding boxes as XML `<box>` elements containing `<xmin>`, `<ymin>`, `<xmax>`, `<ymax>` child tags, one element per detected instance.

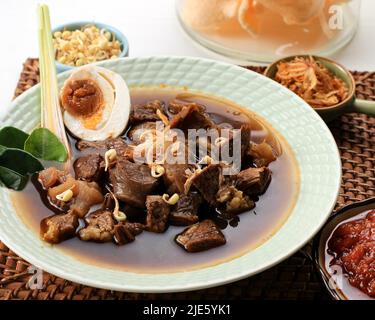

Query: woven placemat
<box><xmin>0</xmin><ymin>59</ymin><xmax>373</xmax><ymax>300</ymax></box>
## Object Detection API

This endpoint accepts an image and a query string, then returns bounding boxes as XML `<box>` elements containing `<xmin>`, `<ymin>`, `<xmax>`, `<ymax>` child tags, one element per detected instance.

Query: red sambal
<box><xmin>328</xmin><ymin>209</ymin><xmax>375</xmax><ymax>298</ymax></box>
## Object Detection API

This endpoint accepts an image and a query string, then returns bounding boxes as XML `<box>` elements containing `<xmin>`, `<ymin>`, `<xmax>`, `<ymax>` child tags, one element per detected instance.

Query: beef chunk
<box><xmin>127</xmin><ymin>121</ymin><xmax>157</xmax><ymax>145</ymax></box>
<box><xmin>248</xmin><ymin>142</ymin><xmax>276</xmax><ymax>167</ymax></box>
<box><xmin>235</xmin><ymin>167</ymin><xmax>271</xmax><ymax>195</ymax></box>
<box><xmin>167</xmin><ymin>101</ymin><xmax>185</xmax><ymax>115</ymax></box>
<box><xmin>74</xmin><ymin>153</ymin><xmax>104</xmax><ymax>182</ymax></box>
<box><xmin>163</xmin><ymin>163</ymin><xmax>192</xmax><ymax>194</ymax></box>
<box><xmin>70</xmin><ymin>181</ymin><xmax>103</xmax><ymax>217</ymax></box>
<box><xmin>123</xmin><ymin>205</ymin><xmax>146</xmax><ymax>221</ymax></box>
<box><xmin>77</xmin><ymin>138</ymin><xmax>132</xmax><ymax>159</ymax></box>
<box><xmin>109</xmin><ymin>159</ymin><xmax>159</xmax><ymax>208</ymax></box>
<box><xmin>47</xmin><ymin>175</ymin><xmax>77</xmax><ymax>211</ymax></box>
<box><xmin>45</xmin><ymin>171</ymin><xmax>104</xmax><ymax>218</ymax></box>
<box><xmin>101</xmin><ymin>193</ymin><xmax>115</xmax><ymax>211</ymax></box>
<box><xmin>79</xmin><ymin>210</ymin><xmax>114</xmax><ymax>242</ymax></box>
<box><xmin>169</xmin><ymin>193</ymin><xmax>202</xmax><ymax>226</ymax></box>
<box><xmin>41</xmin><ymin>211</ymin><xmax>79</xmax><ymax>244</ymax></box>
<box><xmin>217</xmin><ymin>123</ymin><xmax>251</xmax><ymax>161</ymax></box>
<box><xmin>101</xmin><ymin>193</ymin><xmax>147</xmax><ymax>221</ymax></box>
<box><xmin>145</xmin><ymin>195</ymin><xmax>170</xmax><ymax>233</ymax></box>
<box><xmin>187</xmin><ymin>161</ymin><xmax>255</xmax><ymax>214</ymax></box>
<box><xmin>38</xmin><ymin>167</ymin><xmax>65</xmax><ymax>189</ymax></box>
<box><xmin>113</xmin><ymin>222</ymin><xmax>144</xmax><ymax>245</ymax></box>
<box><xmin>216</xmin><ymin>185</ymin><xmax>255</xmax><ymax>214</ymax></box>
<box><xmin>130</xmin><ymin>100</ymin><xmax>164</xmax><ymax>122</ymax></box>
<box><xmin>167</xmin><ymin>100</ymin><xmax>205</xmax><ymax>115</ymax></box>
<box><xmin>77</xmin><ymin>137</ymin><xmax>125</xmax><ymax>151</ymax></box>
<box><xmin>175</xmin><ymin>219</ymin><xmax>226</xmax><ymax>252</ymax></box>
<box><xmin>170</xmin><ymin>104</ymin><xmax>216</xmax><ymax>131</ymax></box>
<box><xmin>239</xmin><ymin>124</ymin><xmax>251</xmax><ymax>158</ymax></box>
<box><xmin>190</xmin><ymin>164</ymin><xmax>223</xmax><ymax>206</ymax></box>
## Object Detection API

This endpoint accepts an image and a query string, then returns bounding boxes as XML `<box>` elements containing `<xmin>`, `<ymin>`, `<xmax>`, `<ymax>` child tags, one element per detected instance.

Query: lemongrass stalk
<box><xmin>38</xmin><ymin>4</ymin><xmax>71</xmax><ymax>168</ymax></box>
<box><xmin>37</xmin><ymin>7</ymin><xmax>46</xmax><ymax>127</ymax></box>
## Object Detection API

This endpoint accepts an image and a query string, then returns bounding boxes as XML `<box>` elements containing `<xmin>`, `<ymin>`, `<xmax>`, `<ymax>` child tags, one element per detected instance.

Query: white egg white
<box><xmin>61</xmin><ymin>66</ymin><xmax>130</xmax><ymax>141</ymax></box>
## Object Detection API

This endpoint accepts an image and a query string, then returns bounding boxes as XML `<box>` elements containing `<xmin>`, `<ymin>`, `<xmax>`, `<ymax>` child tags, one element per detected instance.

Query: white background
<box><xmin>0</xmin><ymin>0</ymin><xmax>374</xmax><ymax>111</ymax></box>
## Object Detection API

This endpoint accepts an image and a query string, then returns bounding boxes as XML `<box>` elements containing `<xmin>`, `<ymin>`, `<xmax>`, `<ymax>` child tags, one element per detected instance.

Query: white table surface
<box><xmin>0</xmin><ymin>0</ymin><xmax>374</xmax><ymax>115</ymax></box>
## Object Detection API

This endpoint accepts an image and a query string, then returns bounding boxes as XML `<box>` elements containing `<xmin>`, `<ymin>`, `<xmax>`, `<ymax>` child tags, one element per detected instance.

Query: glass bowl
<box><xmin>176</xmin><ymin>0</ymin><xmax>361</xmax><ymax>64</ymax></box>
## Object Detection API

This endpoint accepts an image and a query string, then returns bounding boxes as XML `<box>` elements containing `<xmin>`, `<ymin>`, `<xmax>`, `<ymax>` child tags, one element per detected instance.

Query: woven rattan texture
<box><xmin>0</xmin><ymin>59</ymin><xmax>373</xmax><ymax>300</ymax></box>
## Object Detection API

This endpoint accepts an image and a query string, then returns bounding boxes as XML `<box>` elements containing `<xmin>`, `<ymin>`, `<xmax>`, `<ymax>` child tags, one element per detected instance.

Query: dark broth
<box><xmin>11</xmin><ymin>87</ymin><xmax>299</xmax><ymax>273</ymax></box>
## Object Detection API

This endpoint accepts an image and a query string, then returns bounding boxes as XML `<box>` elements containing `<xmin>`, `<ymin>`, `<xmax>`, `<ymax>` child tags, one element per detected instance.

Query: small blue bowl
<box><xmin>52</xmin><ymin>21</ymin><xmax>129</xmax><ymax>73</ymax></box>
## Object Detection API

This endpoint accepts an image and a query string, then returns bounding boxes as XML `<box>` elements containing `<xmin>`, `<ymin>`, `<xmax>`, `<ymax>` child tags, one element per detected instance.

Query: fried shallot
<box><xmin>275</xmin><ymin>56</ymin><xmax>348</xmax><ymax>108</ymax></box>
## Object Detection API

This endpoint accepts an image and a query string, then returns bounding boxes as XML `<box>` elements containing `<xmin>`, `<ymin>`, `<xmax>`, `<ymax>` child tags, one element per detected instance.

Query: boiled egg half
<box><xmin>60</xmin><ymin>66</ymin><xmax>130</xmax><ymax>141</ymax></box>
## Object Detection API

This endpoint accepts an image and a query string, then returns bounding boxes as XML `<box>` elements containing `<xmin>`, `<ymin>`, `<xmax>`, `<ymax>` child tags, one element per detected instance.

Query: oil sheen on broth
<box><xmin>11</xmin><ymin>87</ymin><xmax>300</xmax><ymax>273</ymax></box>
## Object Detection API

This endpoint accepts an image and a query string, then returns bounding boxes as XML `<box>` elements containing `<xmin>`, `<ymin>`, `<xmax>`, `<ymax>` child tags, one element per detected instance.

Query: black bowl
<box><xmin>313</xmin><ymin>197</ymin><xmax>375</xmax><ymax>300</ymax></box>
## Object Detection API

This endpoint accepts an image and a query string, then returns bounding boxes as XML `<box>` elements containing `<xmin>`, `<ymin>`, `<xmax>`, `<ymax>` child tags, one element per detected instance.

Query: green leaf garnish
<box><xmin>0</xmin><ymin>126</ymin><xmax>29</xmax><ymax>150</ymax></box>
<box><xmin>0</xmin><ymin>166</ymin><xmax>29</xmax><ymax>191</ymax></box>
<box><xmin>0</xmin><ymin>148</ymin><xmax>43</xmax><ymax>175</ymax></box>
<box><xmin>24</xmin><ymin>128</ymin><xmax>68</xmax><ymax>162</ymax></box>
<box><xmin>0</xmin><ymin>125</ymin><xmax>68</xmax><ymax>191</ymax></box>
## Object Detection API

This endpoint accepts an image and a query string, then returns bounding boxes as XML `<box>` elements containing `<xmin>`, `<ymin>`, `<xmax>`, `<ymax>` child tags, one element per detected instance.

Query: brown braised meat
<box><xmin>41</xmin><ymin>211</ymin><xmax>79</xmax><ymax>244</ymax></box>
<box><xmin>163</xmin><ymin>163</ymin><xmax>192</xmax><ymax>194</ymax></box>
<box><xmin>54</xmin><ymin>180</ymin><xmax>103</xmax><ymax>218</ymax></box>
<box><xmin>39</xmin><ymin>168</ymin><xmax>104</xmax><ymax>217</ymax></box>
<box><xmin>37</xmin><ymin>93</ymin><xmax>278</xmax><ymax>251</ymax></box>
<box><xmin>74</xmin><ymin>153</ymin><xmax>104</xmax><ymax>182</ymax></box>
<box><xmin>187</xmin><ymin>164</ymin><xmax>254</xmax><ymax>214</ymax></box>
<box><xmin>216</xmin><ymin>185</ymin><xmax>255</xmax><ymax>214</ymax></box>
<box><xmin>145</xmin><ymin>195</ymin><xmax>170</xmax><ymax>233</ymax></box>
<box><xmin>217</xmin><ymin>123</ymin><xmax>251</xmax><ymax>160</ymax></box>
<box><xmin>122</xmin><ymin>205</ymin><xmax>146</xmax><ymax>221</ymax></box>
<box><xmin>109</xmin><ymin>159</ymin><xmax>159</xmax><ymax>208</ymax></box>
<box><xmin>72</xmin><ymin>181</ymin><xmax>103</xmax><ymax>217</ymax></box>
<box><xmin>189</xmin><ymin>164</ymin><xmax>223</xmax><ymax>206</ymax></box>
<box><xmin>169</xmin><ymin>104</ymin><xmax>216</xmax><ymax>131</ymax></box>
<box><xmin>130</xmin><ymin>100</ymin><xmax>164</xmax><ymax>122</ymax></box>
<box><xmin>79</xmin><ymin>210</ymin><xmax>114</xmax><ymax>242</ymax></box>
<box><xmin>113</xmin><ymin>222</ymin><xmax>144</xmax><ymax>245</ymax></box>
<box><xmin>235</xmin><ymin>167</ymin><xmax>271</xmax><ymax>195</ymax></box>
<box><xmin>38</xmin><ymin>167</ymin><xmax>65</xmax><ymax>189</ymax></box>
<box><xmin>239</xmin><ymin>124</ymin><xmax>251</xmax><ymax>158</ymax></box>
<box><xmin>101</xmin><ymin>193</ymin><xmax>115</xmax><ymax>211</ymax></box>
<box><xmin>101</xmin><ymin>194</ymin><xmax>146</xmax><ymax>222</ymax></box>
<box><xmin>167</xmin><ymin>100</ymin><xmax>205</xmax><ymax>115</ymax></box>
<box><xmin>248</xmin><ymin>142</ymin><xmax>276</xmax><ymax>167</ymax></box>
<box><xmin>175</xmin><ymin>219</ymin><xmax>226</xmax><ymax>252</ymax></box>
<box><xmin>45</xmin><ymin>174</ymin><xmax>75</xmax><ymax>205</ymax></box>
<box><xmin>127</xmin><ymin>121</ymin><xmax>157</xmax><ymax>145</ymax></box>
<box><xmin>167</xmin><ymin>100</ymin><xmax>185</xmax><ymax>115</ymax></box>
<box><xmin>169</xmin><ymin>193</ymin><xmax>202</xmax><ymax>226</ymax></box>
<box><xmin>77</xmin><ymin>137</ymin><xmax>132</xmax><ymax>159</ymax></box>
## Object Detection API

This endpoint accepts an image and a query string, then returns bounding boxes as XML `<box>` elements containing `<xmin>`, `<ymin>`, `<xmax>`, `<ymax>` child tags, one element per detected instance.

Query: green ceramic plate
<box><xmin>0</xmin><ymin>57</ymin><xmax>341</xmax><ymax>292</ymax></box>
